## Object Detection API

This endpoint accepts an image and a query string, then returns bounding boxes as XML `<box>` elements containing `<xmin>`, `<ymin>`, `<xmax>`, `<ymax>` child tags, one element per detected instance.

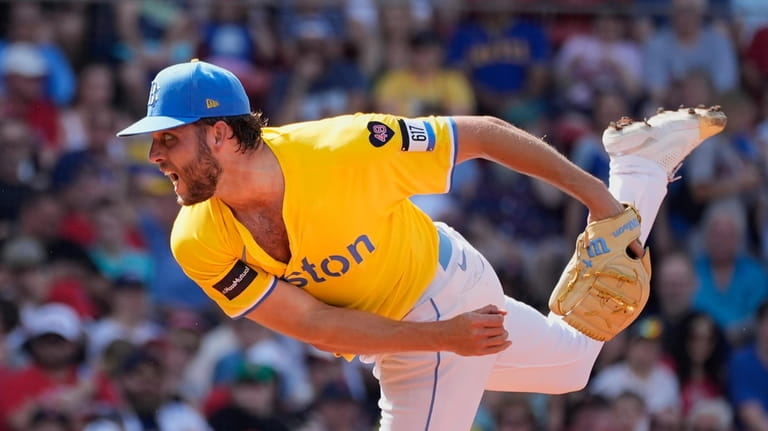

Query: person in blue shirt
<box><xmin>446</xmin><ymin>8</ymin><xmax>550</xmax><ymax>116</ymax></box>
<box><xmin>692</xmin><ymin>200</ymin><xmax>768</xmax><ymax>344</ymax></box>
<box><xmin>728</xmin><ymin>300</ymin><xmax>768</xmax><ymax>430</ymax></box>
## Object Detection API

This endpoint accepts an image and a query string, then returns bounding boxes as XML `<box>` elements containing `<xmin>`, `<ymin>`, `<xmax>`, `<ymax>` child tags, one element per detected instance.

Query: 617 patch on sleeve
<box><xmin>398</xmin><ymin>118</ymin><xmax>436</xmax><ymax>152</ymax></box>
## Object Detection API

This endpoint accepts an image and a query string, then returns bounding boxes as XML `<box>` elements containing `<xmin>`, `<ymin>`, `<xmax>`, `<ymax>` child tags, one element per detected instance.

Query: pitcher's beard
<box><xmin>176</xmin><ymin>132</ymin><xmax>222</xmax><ymax>206</ymax></box>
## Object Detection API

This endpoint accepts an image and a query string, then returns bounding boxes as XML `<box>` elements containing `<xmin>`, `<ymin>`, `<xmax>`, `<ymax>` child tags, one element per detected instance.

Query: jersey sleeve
<box><xmin>170</xmin><ymin>204</ymin><xmax>277</xmax><ymax>319</ymax></box>
<box><xmin>347</xmin><ymin>113</ymin><xmax>459</xmax><ymax>196</ymax></box>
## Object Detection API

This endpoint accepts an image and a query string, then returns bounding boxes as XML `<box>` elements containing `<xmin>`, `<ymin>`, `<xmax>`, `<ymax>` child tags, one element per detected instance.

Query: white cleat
<box><xmin>602</xmin><ymin>106</ymin><xmax>727</xmax><ymax>180</ymax></box>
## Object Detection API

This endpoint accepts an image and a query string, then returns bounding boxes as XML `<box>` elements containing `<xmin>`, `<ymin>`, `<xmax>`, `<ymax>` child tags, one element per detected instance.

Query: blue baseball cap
<box><xmin>116</xmin><ymin>59</ymin><xmax>251</xmax><ymax>137</ymax></box>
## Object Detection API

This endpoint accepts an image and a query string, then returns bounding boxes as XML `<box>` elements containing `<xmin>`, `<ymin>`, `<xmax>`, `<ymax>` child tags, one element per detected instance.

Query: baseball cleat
<box><xmin>602</xmin><ymin>106</ymin><xmax>727</xmax><ymax>180</ymax></box>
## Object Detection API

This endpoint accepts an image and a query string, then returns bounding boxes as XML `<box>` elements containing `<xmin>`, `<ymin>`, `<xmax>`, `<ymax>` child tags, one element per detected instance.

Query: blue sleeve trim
<box><xmin>233</xmin><ymin>276</ymin><xmax>278</xmax><ymax>319</ymax></box>
<box><xmin>424</xmin><ymin>120</ymin><xmax>436</xmax><ymax>151</ymax></box>
<box><xmin>446</xmin><ymin>117</ymin><xmax>459</xmax><ymax>192</ymax></box>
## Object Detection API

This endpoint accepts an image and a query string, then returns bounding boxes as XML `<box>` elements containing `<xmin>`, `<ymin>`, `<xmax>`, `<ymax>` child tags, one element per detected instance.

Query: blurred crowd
<box><xmin>0</xmin><ymin>0</ymin><xmax>768</xmax><ymax>430</ymax></box>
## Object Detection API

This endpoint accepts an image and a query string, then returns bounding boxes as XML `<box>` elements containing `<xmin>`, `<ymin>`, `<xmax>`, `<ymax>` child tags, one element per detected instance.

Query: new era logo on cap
<box><xmin>116</xmin><ymin>59</ymin><xmax>251</xmax><ymax>137</ymax></box>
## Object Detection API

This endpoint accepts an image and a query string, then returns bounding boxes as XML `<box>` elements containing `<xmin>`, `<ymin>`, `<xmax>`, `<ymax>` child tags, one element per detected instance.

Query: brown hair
<box><xmin>196</xmin><ymin>112</ymin><xmax>268</xmax><ymax>153</ymax></box>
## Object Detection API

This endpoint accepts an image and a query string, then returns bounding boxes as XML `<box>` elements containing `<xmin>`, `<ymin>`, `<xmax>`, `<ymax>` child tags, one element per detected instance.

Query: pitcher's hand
<box><xmin>443</xmin><ymin>305</ymin><xmax>511</xmax><ymax>356</ymax></box>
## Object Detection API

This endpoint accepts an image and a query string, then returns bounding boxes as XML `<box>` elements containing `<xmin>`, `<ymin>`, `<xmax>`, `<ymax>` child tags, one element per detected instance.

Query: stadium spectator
<box><xmin>54</xmin><ymin>159</ymin><xmax>115</xmax><ymax>250</ymax></box>
<box><xmin>15</xmin><ymin>191</ymin><xmax>75</xmax><ymax>262</ymax></box>
<box><xmin>485</xmin><ymin>393</ymin><xmax>539</xmax><ymax>431</ymax></box>
<box><xmin>197</xmin><ymin>0</ymin><xmax>275</xmax><ymax>108</ymax></box>
<box><xmin>276</xmin><ymin>0</ymin><xmax>347</xmax><ymax>51</ymax></box>
<box><xmin>554</xmin><ymin>10</ymin><xmax>643</xmax><ymax>112</ymax></box>
<box><xmin>727</xmin><ymin>300</ymin><xmax>768</xmax><ymax>431</ymax></box>
<box><xmin>0</xmin><ymin>2</ymin><xmax>76</xmax><ymax>106</ymax></box>
<box><xmin>201</xmin><ymin>319</ymin><xmax>314</xmax><ymax>411</ymax></box>
<box><xmin>364</xmin><ymin>0</ymin><xmax>426</xmax><ymax>75</ymax></box>
<box><xmin>297</xmin><ymin>380</ymin><xmax>370</xmax><ymax>431</ymax></box>
<box><xmin>590</xmin><ymin>317</ymin><xmax>681</xmax><ymax>417</ymax></box>
<box><xmin>0</xmin><ymin>236</ymin><xmax>52</xmax><ymax>323</ymax></box>
<box><xmin>0</xmin><ymin>121</ymin><xmax>38</xmax><ymax>231</ymax></box>
<box><xmin>206</xmin><ymin>362</ymin><xmax>291</xmax><ymax>431</ymax></box>
<box><xmin>445</xmin><ymin>7</ymin><xmax>551</xmax><ymax>118</ymax></box>
<box><xmin>563</xmin><ymin>395</ymin><xmax>620</xmax><ymax>431</ymax></box>
<box><xmin>304</xmin><ymin>347</ymin><xmax>373</xmax><ymax>419</ymax></box>
<box><xmin>156</xmin><ymin>308</ymin><xmax>210</xmax><ymax>404</ymax></box>
<box><xmin>0</xmin><ymin>299</ymin><xmax>19</xmax><ymax>375</ymax></box>
<box><xmin>645</xmin><ymin>252</ymin><xmax>700</xmax><ymax>354</ymax></box>
<box><xmin>112</xmin><ymin>346</ymin><xmax>211</xmax><ymax>431</ymax></box>
<box><xmin>373</xmin><ymin>29</ymin><xmax>475</xmax><ymax>117</ymax></box>
<box><xmin>11</xmin><ymin>190</ymin><xmax>101</xmax><ymax>319</ymax></box>
<box><xmin>25</xmin><ymin>408</ymin><xmax>74</xmax><ymax>431</ymax></box>
<box><xmin>670</xmin><ymin>313</ymin><xmax>729</xmax><ymax>417</ymax></box>
<box><xmin>743</xmin><ymin>24</ymin><xmax>768</xmax><ymax>94</ymax></box>
<box><xmin>642</xmin><ymin>0</ymin><xmax>738</xmax><ymax>109</ymax></box>
<box><xmin>59</xmin><ymin>63</ymin><xmax>127</xmax><ymax>153</ymax></box>
<box><xmin>0</xmin><ymin>42</ymin><xmax>60</xmax><ymax>166</ymax></box>
<box><xmin>691</xmin><ymin>200</ymin><xmax>768</xmax><ymax>344</ymax></box>
<box><xmin>730</xmin><ymin>0</ymin><xmax>768</xmax><ymax>47</ymax></box>
<box><xmin>465</xmin><ymin>161</ymin><xmax>567</xmax><ymax>251</ymax></box>
<box><xmin>200</xmin><ymin>0</ymin><xmax>275</xmax><ymax>64</ymax></box>
<box><xmin>0</xmin><ymin>303</ymin><xmax>114</xmax><ymax>431</ymax></box>
<box><xmin>113</xmin><ymin>2</ymin><xmax>195</xmax><ymax>117</ymax></box>
<box><xmin>685</xmin><ymin>397</ymin><xmax>733</xmax><ymax>431</ymax></box>
<box><xmin>612</xmin><ymin>391</ymin><xmax>651</xmax><ymax>431</ymax></box>
<box><xmin>86</xmin><ymin>275</ymin><xmax>162</xmax><ymax>362</ymax></box>
<box><xmin>267</xmin><ymin>15</ymin><xmax>368</xmax><ymax>125</ymax></box>
<box><xmin>241</xmin><ymin>324</ymin><xmax>314</xmax><ymax>412</ymax></box>
<box><xmin>113</xmin><ymin>1</ymin><xmax>194</xmax><ymax>75</ymax></box>
<box><xmin>53</xmin><ymin>108</ymin><xmax>127</xmax><ymax>198</ymax></box>
<box><xmin>86</xmin><ymin>198</ymin><xmax>152</xmax><ymax>284</ymax></box>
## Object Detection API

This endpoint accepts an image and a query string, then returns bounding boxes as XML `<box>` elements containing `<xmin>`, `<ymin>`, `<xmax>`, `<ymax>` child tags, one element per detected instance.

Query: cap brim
<box><xmin>29</xmin><ymin>329</ymin><xmax>79</xmax><ymax>342</ymax></box>
<box><xmin>116</xmin><ymin>115</ymin><xmax>200</xmax><ymax>137</ymax></box>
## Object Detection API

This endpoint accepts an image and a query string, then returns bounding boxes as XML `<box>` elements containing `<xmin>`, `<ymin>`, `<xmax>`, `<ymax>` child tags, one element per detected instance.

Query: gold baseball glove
<box><xmin>549</xmin><ymin>204</ymin><xmax>651</xmax><ymax>341</ymax></box>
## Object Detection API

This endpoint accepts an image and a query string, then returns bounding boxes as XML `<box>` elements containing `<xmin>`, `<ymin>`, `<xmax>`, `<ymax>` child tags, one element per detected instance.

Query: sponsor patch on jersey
<box><xmin>367</xmin><ymin>121</ymin><xmax>394</xmax><ymax>147</ymax></box>
<box><xmin>213</xmin><ymin>260</ymin><xmax>257</xmax><ymax>300</ymax></box>
<box><xmin>397</xmin><ymin>118</ymin><xmax>436</xmax><ymax>152</ymax></box>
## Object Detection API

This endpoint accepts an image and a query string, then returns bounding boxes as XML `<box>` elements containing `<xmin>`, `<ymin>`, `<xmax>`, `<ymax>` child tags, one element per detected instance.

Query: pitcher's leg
<box><xmin>376</xmin><ymin>348</ymin><xmax>496</xmax><ymax>431</ymax></box>
<box><xmin>607</xmin><ymin>155</ymin><xmax>668</xmax><ymax>245</ymax></box>
<box><xmin>486</xmin><ymin>295</ymin><xmax>603</xmax><ymax>393</ymax></box>
<box><xmin>602</xmin><ymin>106</ymin><xmax>727</xmax><ymax>244</ymax></box>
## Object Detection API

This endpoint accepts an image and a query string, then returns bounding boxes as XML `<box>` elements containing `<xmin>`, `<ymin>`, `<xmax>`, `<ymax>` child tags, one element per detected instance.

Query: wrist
<box><xmin>574</xmin><ymin>175</ymin><xmax>612</xmax><ymax>208</ymax></box>
<box><xmin>422</xmin><ymin>320</ymin><xmax>450</xmax><ymax>352</ymax></box>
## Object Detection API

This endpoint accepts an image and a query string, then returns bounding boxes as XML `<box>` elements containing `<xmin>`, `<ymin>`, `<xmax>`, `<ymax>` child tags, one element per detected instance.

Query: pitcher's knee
<box><xmin>549</xmin><ymin>367</ymin><xmax>592</xmax><ymax>394</ymax></box>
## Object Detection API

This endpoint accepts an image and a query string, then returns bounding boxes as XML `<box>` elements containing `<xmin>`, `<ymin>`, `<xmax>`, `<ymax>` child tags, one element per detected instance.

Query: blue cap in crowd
<box><xmin>116</xmin><ymin>59</ymin><xmax>251</xmax><ymax>137</ymax></box>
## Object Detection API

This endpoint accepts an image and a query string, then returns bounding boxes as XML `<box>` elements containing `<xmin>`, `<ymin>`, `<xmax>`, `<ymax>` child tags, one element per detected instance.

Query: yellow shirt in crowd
<box><xmin>170</xmin><ymin>113</ymin><xmax>458</xmax><ymax>321</ymax></box>
<box><xmin>373</xmin><ymin>70</ymin><xmax>475</xmax><ymax>117</ymax></box>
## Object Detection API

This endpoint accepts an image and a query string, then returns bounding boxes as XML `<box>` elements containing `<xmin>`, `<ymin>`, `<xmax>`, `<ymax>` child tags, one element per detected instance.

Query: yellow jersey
<box><xmin>170</xmin><ymin>113</ymin><xmax>458</xmax><ymax>320</ymax></box>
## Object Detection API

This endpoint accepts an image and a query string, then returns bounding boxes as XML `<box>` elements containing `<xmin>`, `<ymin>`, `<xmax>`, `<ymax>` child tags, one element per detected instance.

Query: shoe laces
<box><xmin>668</xmin><ymin>162</ymin><xmax>683</xmax><ymax>183</ymax></box>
